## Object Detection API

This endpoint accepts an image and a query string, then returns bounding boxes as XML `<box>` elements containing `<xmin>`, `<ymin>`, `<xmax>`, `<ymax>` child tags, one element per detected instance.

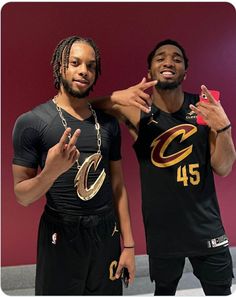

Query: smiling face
<box><xmin>148</xmin><ymin>44</ymin><xmax>186</xmax><ymax>90</ymax></box>
<box><xmin>60</xmin><ymin>41</ymin><xmax>97</xmax><ymax>98</ymax></box>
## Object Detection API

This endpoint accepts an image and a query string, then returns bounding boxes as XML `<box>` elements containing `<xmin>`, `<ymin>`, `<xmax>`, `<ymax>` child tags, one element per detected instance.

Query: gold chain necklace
<box><xmin>52</xmin><ymin>97</ymin><xmax>106</xmax><ymax>201</ymax></box>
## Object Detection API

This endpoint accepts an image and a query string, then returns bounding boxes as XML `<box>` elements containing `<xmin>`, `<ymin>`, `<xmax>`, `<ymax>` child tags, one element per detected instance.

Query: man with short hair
<box><xmin>99</xmin><ymin>39</ymin><xmax>236</xmax><ymax>295</ymax></box>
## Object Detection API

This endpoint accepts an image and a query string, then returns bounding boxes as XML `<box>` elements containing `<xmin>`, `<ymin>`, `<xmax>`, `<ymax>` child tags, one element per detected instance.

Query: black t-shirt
<box><xmin>133</xmin><ymin>92</ymin><xmax>227</xmax><ymax>257</ymax></box>
<box><xmin>13</xmin><ymin>100</ymin><xmax>121</xmax><ymax>215</ymax></box>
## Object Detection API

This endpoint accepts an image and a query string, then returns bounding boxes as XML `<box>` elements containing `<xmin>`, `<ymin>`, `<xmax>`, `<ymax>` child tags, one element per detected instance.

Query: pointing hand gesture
<box><xmin>190</xmin><ymin>85</ymin><xmax>230</xmax><ymax>131</ymax></box>
<box><xmin>111</xmin><ymin>78</ymin><xmax>157</xmax><ymax>113</ymax></box>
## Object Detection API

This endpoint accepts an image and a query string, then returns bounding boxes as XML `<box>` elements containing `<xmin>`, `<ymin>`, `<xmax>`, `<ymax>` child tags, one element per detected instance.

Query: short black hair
<box><xmin>147</xmin><ymin>39</ymin><xmax>189</xmax><ymax>70</ymax></box>
<box><xmin>51</xmin><ymin>36</ymin><xmax>101</xmax><ymax>90</ymax></box>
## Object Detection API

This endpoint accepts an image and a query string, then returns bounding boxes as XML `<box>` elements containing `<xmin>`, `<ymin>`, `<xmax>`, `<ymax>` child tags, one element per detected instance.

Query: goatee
<box><xmin>155</xmin><ymin>75</ymin><xmax>185</xmax><ymax>90</ymax></box>
<box><xmin>156</xmin><ymin>81</ymin><xmax>181</xmax><ymax>90</ymax></box>
<box><xmin>61</xmin><ymin>77</ymin><xmax>93</xmax><ymax>99</ymax></box>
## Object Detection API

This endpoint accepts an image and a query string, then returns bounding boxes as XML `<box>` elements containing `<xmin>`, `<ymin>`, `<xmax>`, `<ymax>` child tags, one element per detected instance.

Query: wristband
<box><xmin>216</xmin><ymin>124</ymin><xmax>231</xmax><ymax>134</ymax></box>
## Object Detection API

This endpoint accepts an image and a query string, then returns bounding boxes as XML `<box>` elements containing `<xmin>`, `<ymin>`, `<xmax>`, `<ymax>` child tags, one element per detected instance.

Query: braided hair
<box><xmin>51</xmin><ymin>36</ymin><xmax>101</xmax><ymax>90</ymax></box>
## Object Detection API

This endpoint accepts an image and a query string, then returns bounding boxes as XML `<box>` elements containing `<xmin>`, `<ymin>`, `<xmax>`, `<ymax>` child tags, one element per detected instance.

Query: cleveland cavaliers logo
<box><xmin>109</xmin><ymin>260</ymin><xmax>118</xmax><ymax>281</ymax></box>
<box><xmin>74</xmin><ymin>153</ymin><xmax>106</xmax><ymax>201</ymax></box>
<box><xmin>151</xmin><ymin>124</ymin><xmax>197</xmax><ymax>168</ymax></box>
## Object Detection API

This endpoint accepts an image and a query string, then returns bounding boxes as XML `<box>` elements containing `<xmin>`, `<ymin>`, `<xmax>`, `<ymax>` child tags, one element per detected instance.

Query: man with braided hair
<box><xmin>12</xmin><ymin>35</ymin><xmax>148</xmax><ymax>295</ymax></box>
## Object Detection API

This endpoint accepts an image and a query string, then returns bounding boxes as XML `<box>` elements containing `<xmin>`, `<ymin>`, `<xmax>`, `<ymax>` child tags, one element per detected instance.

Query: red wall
<box><xmin>2</xmin><ymin>2</ymin><xmax>236</xmax><ymax>266</ymax></box>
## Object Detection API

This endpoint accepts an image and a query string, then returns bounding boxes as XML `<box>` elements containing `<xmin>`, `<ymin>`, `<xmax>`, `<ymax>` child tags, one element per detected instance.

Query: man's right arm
<box><xmin>13</xmin><ymin>165</ymin><xmax>57</xmax><ymax>206</ymax></box>
<box><xmin>110</xmin><ymin>78</ymin><xmax>156</xmax><ymax>112</ymax></box>
<box><xmin>13</xmin><ymin>128</ymin><xmax>80</xmax><ymax>206</ymax></box>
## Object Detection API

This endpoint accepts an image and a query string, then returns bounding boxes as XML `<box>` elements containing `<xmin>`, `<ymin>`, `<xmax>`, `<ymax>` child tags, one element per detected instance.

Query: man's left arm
<box><xmin>190</xmin><ymin>85</ymin><xmax>236</xmax><ymax>176</ymax></box>
<box><xmin>209</xmin><ymin>129</ymin><xmax>236</xmax><ymax>176</ymax></box>
<box><xmin>109</xmin><ymin>160</ymin><xmax>135</xmax><ymax>284</ymax></box>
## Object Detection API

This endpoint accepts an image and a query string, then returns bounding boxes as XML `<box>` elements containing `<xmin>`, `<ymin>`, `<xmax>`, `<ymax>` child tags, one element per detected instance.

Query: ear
<box><xmin>184</xmin><ymin>72</ymin><xmax>187</xmax><ymax>80</ymax></box>
<box><xmin>147</xmin><ymin>71</ymin><xmax>151</xmax><ymax>80</ymax></box>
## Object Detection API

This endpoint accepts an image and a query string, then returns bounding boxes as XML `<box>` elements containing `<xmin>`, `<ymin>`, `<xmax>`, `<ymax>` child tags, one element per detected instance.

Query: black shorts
<box><xmin>35</xmin><ymin>206</ymin><xmax>122</xmax><ymax>295</ymax></box>
<box><xmin>149</xmin><ymin>248</ymin><xmax>233</xmax><ymax>287</ymax></box>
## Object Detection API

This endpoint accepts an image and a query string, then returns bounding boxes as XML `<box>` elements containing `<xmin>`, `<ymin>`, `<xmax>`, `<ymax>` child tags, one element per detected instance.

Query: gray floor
<box><xmin>1</xmin><ymin>248</ymin><xmax>236</xmax><ymax>296</ymax></box>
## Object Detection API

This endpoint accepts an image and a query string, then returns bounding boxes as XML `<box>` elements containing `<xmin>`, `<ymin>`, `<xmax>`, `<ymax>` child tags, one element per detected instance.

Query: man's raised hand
<box><xmin>44</xmin><ymin>128</ymin><xmax>81</xmax><ymax>180</ymax></box>
<box><xmin>190</xmin><ymin>85</ymin><xmax>230</xmax><ymax>131</ymax></box>
<box><xmin>111</xmin><ymin>78</ymin><xmax>157</xmax><ymax>113</ymax></box>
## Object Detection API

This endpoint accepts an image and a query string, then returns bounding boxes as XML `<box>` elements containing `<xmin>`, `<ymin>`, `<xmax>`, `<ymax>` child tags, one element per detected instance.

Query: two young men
<box><xmin>13</xmin><ymin>36</ymin><xmax>235</xmax><ymax>295</ymax></box>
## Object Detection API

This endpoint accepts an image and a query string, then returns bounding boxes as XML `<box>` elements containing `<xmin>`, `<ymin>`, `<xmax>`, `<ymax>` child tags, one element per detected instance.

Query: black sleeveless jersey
<box><xmin>13</xmin><ymin>100</ymin><xmax>121</xmax><ymax>215</ymax></box>
<box><xmin>133</xmin><ymin>92</ymin><xmax>227</xmax><ymax>257</ymax></box>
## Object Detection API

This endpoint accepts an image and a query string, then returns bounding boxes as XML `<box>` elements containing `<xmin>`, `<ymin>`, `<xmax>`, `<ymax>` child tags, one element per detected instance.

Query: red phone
<box><xmin>197</xmin><ymin>90</ymin><xmax>220</xmax><ymax>125</ymax></box>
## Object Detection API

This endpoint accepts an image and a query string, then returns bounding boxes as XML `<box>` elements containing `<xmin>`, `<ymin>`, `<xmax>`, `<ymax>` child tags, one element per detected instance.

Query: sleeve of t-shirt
<box><xmin>109</xmin><ymin>117</ymin><xmax>122</xmax><ymax>161</ymax></box>
<box><xmin>12</xmin><ymin>111</ymin><xmax>42</xmax><ymax>169</ymax></box>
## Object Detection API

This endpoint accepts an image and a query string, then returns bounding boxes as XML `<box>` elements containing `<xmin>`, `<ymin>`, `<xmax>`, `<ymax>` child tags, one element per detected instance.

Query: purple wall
<box><xmin>2</xmin><ymin>2</ymin><xmax>236</xmax><ymax>266</ymax></box>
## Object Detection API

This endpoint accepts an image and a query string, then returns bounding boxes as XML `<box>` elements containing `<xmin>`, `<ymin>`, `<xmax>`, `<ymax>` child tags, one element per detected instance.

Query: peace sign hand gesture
<box><xmin>44</xmin><ymin>128</ymin><xmax>81</xmax><ymax>180</ymax></box>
